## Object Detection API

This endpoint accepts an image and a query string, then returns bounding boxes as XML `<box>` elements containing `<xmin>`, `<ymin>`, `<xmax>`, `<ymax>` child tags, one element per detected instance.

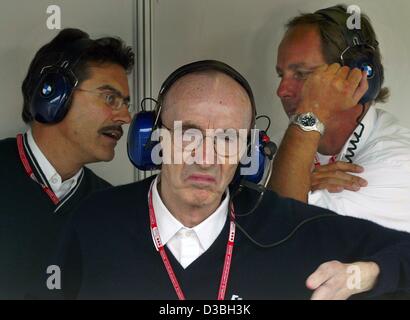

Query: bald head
<box><xmin>161</xmin><ymin>71</ymin><xmax>253</xmax><ymax>130</ymax></box>
<box><xmin>158</xmin><ymin>70</ymin><xmax>254</xmax><ymax>219</ymax></box>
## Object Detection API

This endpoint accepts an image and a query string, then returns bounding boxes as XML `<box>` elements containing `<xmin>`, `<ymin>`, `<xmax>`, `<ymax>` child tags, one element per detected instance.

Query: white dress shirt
<box><xmin>152</xmin><ymin>177</ymin><xmax>229</xmax><ymax>269</ymax></box>
<box><xmin>308</xmin><ymin>107</ymin><xmax>410</xmax><ymax>233</ymax></box>
<box><xmin>26</xmin><ymin>129</ymin><xmax>83</xmax><ymax>200</ymax></box>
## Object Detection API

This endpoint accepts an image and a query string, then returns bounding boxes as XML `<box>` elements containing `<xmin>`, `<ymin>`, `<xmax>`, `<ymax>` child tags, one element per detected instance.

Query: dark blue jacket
<box><xmin>50</xmin><ymin>176</ymin><xmax>410</xmax><ymax>299</ymax></box>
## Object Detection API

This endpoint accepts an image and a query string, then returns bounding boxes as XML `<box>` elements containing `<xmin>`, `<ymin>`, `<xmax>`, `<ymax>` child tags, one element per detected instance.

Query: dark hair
<box><xmin>285</xmin><ymin>4</ymin><xmax>389</xmax><ymax>104</ymax></box>
<box><xmin>21</xmin><ymin>28</ymin><xmax>135</xmax><ymax>123</ymax></box>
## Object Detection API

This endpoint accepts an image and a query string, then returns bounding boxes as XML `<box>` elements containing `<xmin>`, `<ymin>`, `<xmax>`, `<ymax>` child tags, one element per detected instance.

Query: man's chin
<box><xmin>96</xmin><ymin>149</ymin><xmax>115</xmax><ymax>163</ymax></box>
<box><xmin>185</xmin><ymin>188</ymin><xmax>217</xmax><ymax>206</ymax></box>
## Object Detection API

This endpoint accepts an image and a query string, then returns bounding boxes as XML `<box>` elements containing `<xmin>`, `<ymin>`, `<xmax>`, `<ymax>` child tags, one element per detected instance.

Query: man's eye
<box><xmin>104</xmin><ymin>94</ymin><xmax>116</xmax><ymax>105</ymax></box>
<box><xmin>294</xmin><ymin>71</ymin><xmax>310</xmax><ymax>80</ymax></box>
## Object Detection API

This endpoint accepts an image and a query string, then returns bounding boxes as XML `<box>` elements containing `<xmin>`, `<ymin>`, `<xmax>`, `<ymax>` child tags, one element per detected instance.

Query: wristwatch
<box><xmin>289</xmin><ymin>112</ymin><xmax>325</xmax><ymax>136</ymax></box>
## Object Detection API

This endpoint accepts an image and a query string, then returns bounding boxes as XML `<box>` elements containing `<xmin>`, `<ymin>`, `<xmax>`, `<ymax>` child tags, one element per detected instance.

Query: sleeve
<box><xmin>362</xmin><ymin>241</ymin><xmax>409</xmax><ymax>298</ymax></box>
<box><xmin>308</xmin><ymin>160</ymin><xmax>410</xmax><ymax>233</ymax></box>
<box><xmin>292</xmin><ymin>200</ymin><xmax>410</xmax><ymax>298</ymax></box>
<box><xmin>335</xmin><ymin>217</ymin><xmax>410</xmax><ymax>297</ymax></box>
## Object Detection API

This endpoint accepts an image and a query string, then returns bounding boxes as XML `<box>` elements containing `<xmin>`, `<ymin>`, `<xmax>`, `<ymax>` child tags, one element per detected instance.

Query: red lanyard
<box><xmin>148</xmin><ymin>183</ymin><xmax>236</xmax><ymax>300</ymax></box>
<box><xmin>314</xmin><ymin>154</ymin><xmax>337</xmax><ymax>168</ymax></box>
<box><xmin>17</xmin><ymin>134</ymin><xmax>60</xmax><ymax>205</ymax></box>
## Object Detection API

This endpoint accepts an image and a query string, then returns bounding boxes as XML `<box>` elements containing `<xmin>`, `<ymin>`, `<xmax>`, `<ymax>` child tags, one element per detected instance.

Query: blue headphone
<box><xmin>316</xmin><ymin>6</ymin><xmax>382</xmax><ymax>105</ymax></box>
<box><xmin>128</xmin><ymin>60</ymin><xmax>275</xmax><ymax>185</ymax></box>
<box><xmin>30</xmin><ymin>38</ymin><xmax>94</xmax><ymax>124</ymax></box>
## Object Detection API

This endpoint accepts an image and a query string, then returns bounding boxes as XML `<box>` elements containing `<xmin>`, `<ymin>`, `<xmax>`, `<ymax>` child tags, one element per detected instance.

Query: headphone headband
<box><xmin>316</xmin><ymin>7</ymin><xmax>363</xmax><ymax>47</ymax></box>
<box><xmin>153</xmin><ymin>60</ymin><xmax>257</xmax><ymax>130</ymax></box>
<box><xmin>39</xmin><ymin>37</ymin><xmax>95</xmax><ymax>82</ymax></box>
<box><xmin>60</xmin><ymin>38</ymin><xmax>94</xmax><ymax>68</ymax></box>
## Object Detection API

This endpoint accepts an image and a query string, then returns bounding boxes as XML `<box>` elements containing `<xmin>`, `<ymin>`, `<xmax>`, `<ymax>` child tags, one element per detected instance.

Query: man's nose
<box><xmin>197</xmin><ymin>136</ymin><xmax>216</xmax><ymax>168</ymax></box>
<box><xmin>277</xmin><ymin>78</ymin><xmax>297</xmax><ymax>99</ymax></box>
<box><xmin>112</xmin><ymin>106</ymin><xmax>132</xmax><ymax>124</ymax></box>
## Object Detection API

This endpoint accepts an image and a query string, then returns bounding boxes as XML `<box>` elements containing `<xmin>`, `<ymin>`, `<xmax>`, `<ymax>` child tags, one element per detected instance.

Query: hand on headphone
<box><xmin>296</xmin><ymin>63</ymin><xmax>369</xmax><ymax>125</ymax></box>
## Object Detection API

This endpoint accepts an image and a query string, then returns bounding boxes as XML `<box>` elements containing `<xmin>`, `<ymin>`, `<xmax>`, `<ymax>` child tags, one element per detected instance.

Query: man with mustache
<box><xmin>270</xmin><ymin>5</ymin><xmax>410</xmax><ymax>232</ymax></box>
<box><xmin>0</xmin><ymin>28</ymin><xmax>134</xmax><ymax>298</ymax></box>
<box><xmin>51</xmin><ymin>61</ymin><xmax>410</xmax><ymax>300</ymax></box>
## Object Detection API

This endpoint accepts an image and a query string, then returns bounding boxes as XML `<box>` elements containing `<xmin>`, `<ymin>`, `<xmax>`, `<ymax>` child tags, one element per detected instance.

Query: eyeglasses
<box><xmin>161</xmin><ymin>124</ymin><xmax>247</xmax><ymax>158</ymax></box>
<box><xmin>76</xmin><ymin>88</ymin><xmax>132</xmax><ymax>111</ymax></box>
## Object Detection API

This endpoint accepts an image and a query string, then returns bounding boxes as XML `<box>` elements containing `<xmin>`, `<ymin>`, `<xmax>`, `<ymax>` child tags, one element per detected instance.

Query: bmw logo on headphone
<box><xmin>361</xmin><ymin>63</ymin><xmax>374</xmax><ymax>79</ymax></box>
<box><xmin>41</xmin><ymin>83</ymin><xmax>53</xmax><ymax>97</ymax></box>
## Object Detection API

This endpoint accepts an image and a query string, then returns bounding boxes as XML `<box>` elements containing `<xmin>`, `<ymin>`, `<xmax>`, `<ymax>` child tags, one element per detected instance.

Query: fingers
<box><xmin>311</xmin><ymin>162</ymin><xmax>368</xmax><ymax>193</ymax></box>
<box><xmin>313</xmin><ymin>64</ymin><xmax>329</xmax><ymax>74</ymax></box>
<box><xmin>307</xmin><ymin>261</ymin><xmax>352</xmax><ymax>300</ymax></box>
<box><xmin>326</xmin><ymin>63</ymin><xmax>342</xmax><ymax>75</ymax></box>
<box><xmin>314</xmin><ymin>161</ymin><xmax>364</xmax><ymax>173</ymax></box>
<box><xmin>353</xmin><ymin>70</ymin><xmax>369</xmax><ymax>104</ymax></box>
<box><xmin>312</xmin><ymin>181</ymin><xmax>357</xmax><ymax>193</ymax></box>
<box><xmin>327</xmin><ymin>65</ymin><xmax>368</xmax><ymax>106</ymax></box>
<box><xmin>336</xmin><ymin>66</ymin><xmax>350</xmax><ymax>80</ymax></box>
<box><xmin>312</xmin><ymin>169</ymin><xmax>368</xmax><ymax>186</ymax></box>
<box><xmin>311</xmin><ymin>63</ymin><xmax>341</xmax><ymax>79</ymax></box>
<box><xmin>306</xmin><ymin>261</ymin><xmax>339</xmax><ymax>290</ymax></box>
<box><xmin>309</xmin><ymin>262</ymin><xmax>380</xmax><ymax>300</ymax></box>
<box><xmin>347</xmin><ymin>68</ymin><xmax>363</xmax><ymax>88</ymax></box>
<box><xmin>310</xmin><ymin>283</ymin><xmax>348</xmax><ymax>300</ymax></box>
<box><xmin>310</xmin><ymin>284</ymin><xmax>333</xmax><ymax>300</ymax></box>
<box><xmin>311</xmin><ymin>174</ymin><xmax>368</xmax><ymax>192</ymax></box>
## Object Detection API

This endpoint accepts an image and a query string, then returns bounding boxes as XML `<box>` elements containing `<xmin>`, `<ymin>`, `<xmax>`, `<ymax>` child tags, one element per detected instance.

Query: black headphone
<box><xmin>128</xmin><ymin>60</ymin><xmax>276</xmax><ymax>185</ymax></box>
<box><xmin>315</xmin><ymin>5</ymin><xmax>382</xmax><ymax>105</ymax></box>
<box><xmin>30</xmin><ymin>38</ymin><xmax>94</xmax><ymax>124</ymax></box>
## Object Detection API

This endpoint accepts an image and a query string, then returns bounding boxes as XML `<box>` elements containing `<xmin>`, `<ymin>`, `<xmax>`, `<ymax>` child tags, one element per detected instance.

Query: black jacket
<box><xmin>52</xmin><ymin>176</ymin><xmax>410</xmax><ymax>300</ymax></box>
<box><xmin>0</xmin><ymin>135</ymin><xmax>111</xmax><ymax>299</ymax></box>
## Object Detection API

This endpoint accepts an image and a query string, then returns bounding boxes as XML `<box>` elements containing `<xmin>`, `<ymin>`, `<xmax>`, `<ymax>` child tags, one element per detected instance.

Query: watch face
<box><xmin>301</xmin><ymin>115</ymin><xmax>316</xmax><ymax>127</ymax></box>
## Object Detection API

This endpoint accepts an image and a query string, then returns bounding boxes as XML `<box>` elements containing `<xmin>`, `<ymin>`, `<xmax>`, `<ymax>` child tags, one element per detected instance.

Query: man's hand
<box><xmin>311</xmin><ymin>161</ymin><xmax>368</xmax><ymax>193</ymax></box>
<box><xmin>269</xmin><ymin>64</ymin><xmax>368</xmax><ymax>202</ymax></box>
<box><xmin>297</xmin><ymin>63</ymin><xmax>369</xmax><ymax>124</ymax></box>
<box><xmin>306</xmin><ymin>261</ymin><xmax>380</xmax><ymax>300</ymax></box>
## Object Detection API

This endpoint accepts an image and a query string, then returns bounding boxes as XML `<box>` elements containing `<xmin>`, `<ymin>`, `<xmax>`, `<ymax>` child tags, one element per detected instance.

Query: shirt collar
<box><xmin>316</xmin><ymin>107</ymin><xmax>377</xmax><ymax>163</ymax></box>
<box><xmin>152</xmin><ymin>176</ymin><xmax>229</xmax><ymax>251</ymax></box>
<box><xmin>26</xmin><ymin>129</ymin><xmax>83</xmax><ymax>196</ymax></box>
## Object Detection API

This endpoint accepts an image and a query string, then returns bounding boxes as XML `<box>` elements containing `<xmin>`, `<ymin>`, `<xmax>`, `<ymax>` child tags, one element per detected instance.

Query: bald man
<box><xmin>49</xmin><ymin>61</ymin><xmax>410</xmax><ymax>300</ymax></box>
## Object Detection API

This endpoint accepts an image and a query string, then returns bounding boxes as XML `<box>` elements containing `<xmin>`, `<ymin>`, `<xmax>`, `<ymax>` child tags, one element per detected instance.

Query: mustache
<box><xmin>98</xmin><ymin>125</ymin><xmax>124</xmax><ymax>137</ymax></box>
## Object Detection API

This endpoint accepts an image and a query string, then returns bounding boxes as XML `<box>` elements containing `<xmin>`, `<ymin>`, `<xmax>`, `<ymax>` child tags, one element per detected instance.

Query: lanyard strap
<box><xmin>148</xmin><ymin>183</ymin><xmax>235</xmax><ymax>300</ymax></box>
<box><xmin>16</xmin><ymin>134</ymin><xmax>60</xmax><ymax>205</ymax></box>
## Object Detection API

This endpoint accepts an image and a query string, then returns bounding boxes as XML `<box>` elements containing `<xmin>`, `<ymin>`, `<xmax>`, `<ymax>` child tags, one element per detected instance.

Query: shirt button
<box><xmin>51</xmin><ymin>177</ymin><xmax>58</xmax><ymax>184</ymax></box>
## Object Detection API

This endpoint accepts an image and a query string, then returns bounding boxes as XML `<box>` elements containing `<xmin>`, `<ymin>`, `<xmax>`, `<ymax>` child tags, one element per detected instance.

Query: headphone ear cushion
<box><xmin>233</xmin><ymin>132</ymin><xmax>267</xmax><ymax>186</ymax></box>
<box><xmin>30</xmin><ymin>69</ymin><xmax>74</xmax><ymax>123</ymax></box>
<box><xmin>342</xmin><ymin>50</ymin><xmax>382</xmax><ymax>105</ymax></box>
<box><xmin>127</xmin><ymin>111</ymin><xmax>160</xmax><ymax>171</ymax></box>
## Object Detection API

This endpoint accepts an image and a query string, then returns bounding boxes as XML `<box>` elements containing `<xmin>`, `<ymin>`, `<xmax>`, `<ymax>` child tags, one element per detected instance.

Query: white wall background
<box><xmin>1</xmin><ymin>0</ymin><xmax>409</xmax><ymax>185</ymax></box>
